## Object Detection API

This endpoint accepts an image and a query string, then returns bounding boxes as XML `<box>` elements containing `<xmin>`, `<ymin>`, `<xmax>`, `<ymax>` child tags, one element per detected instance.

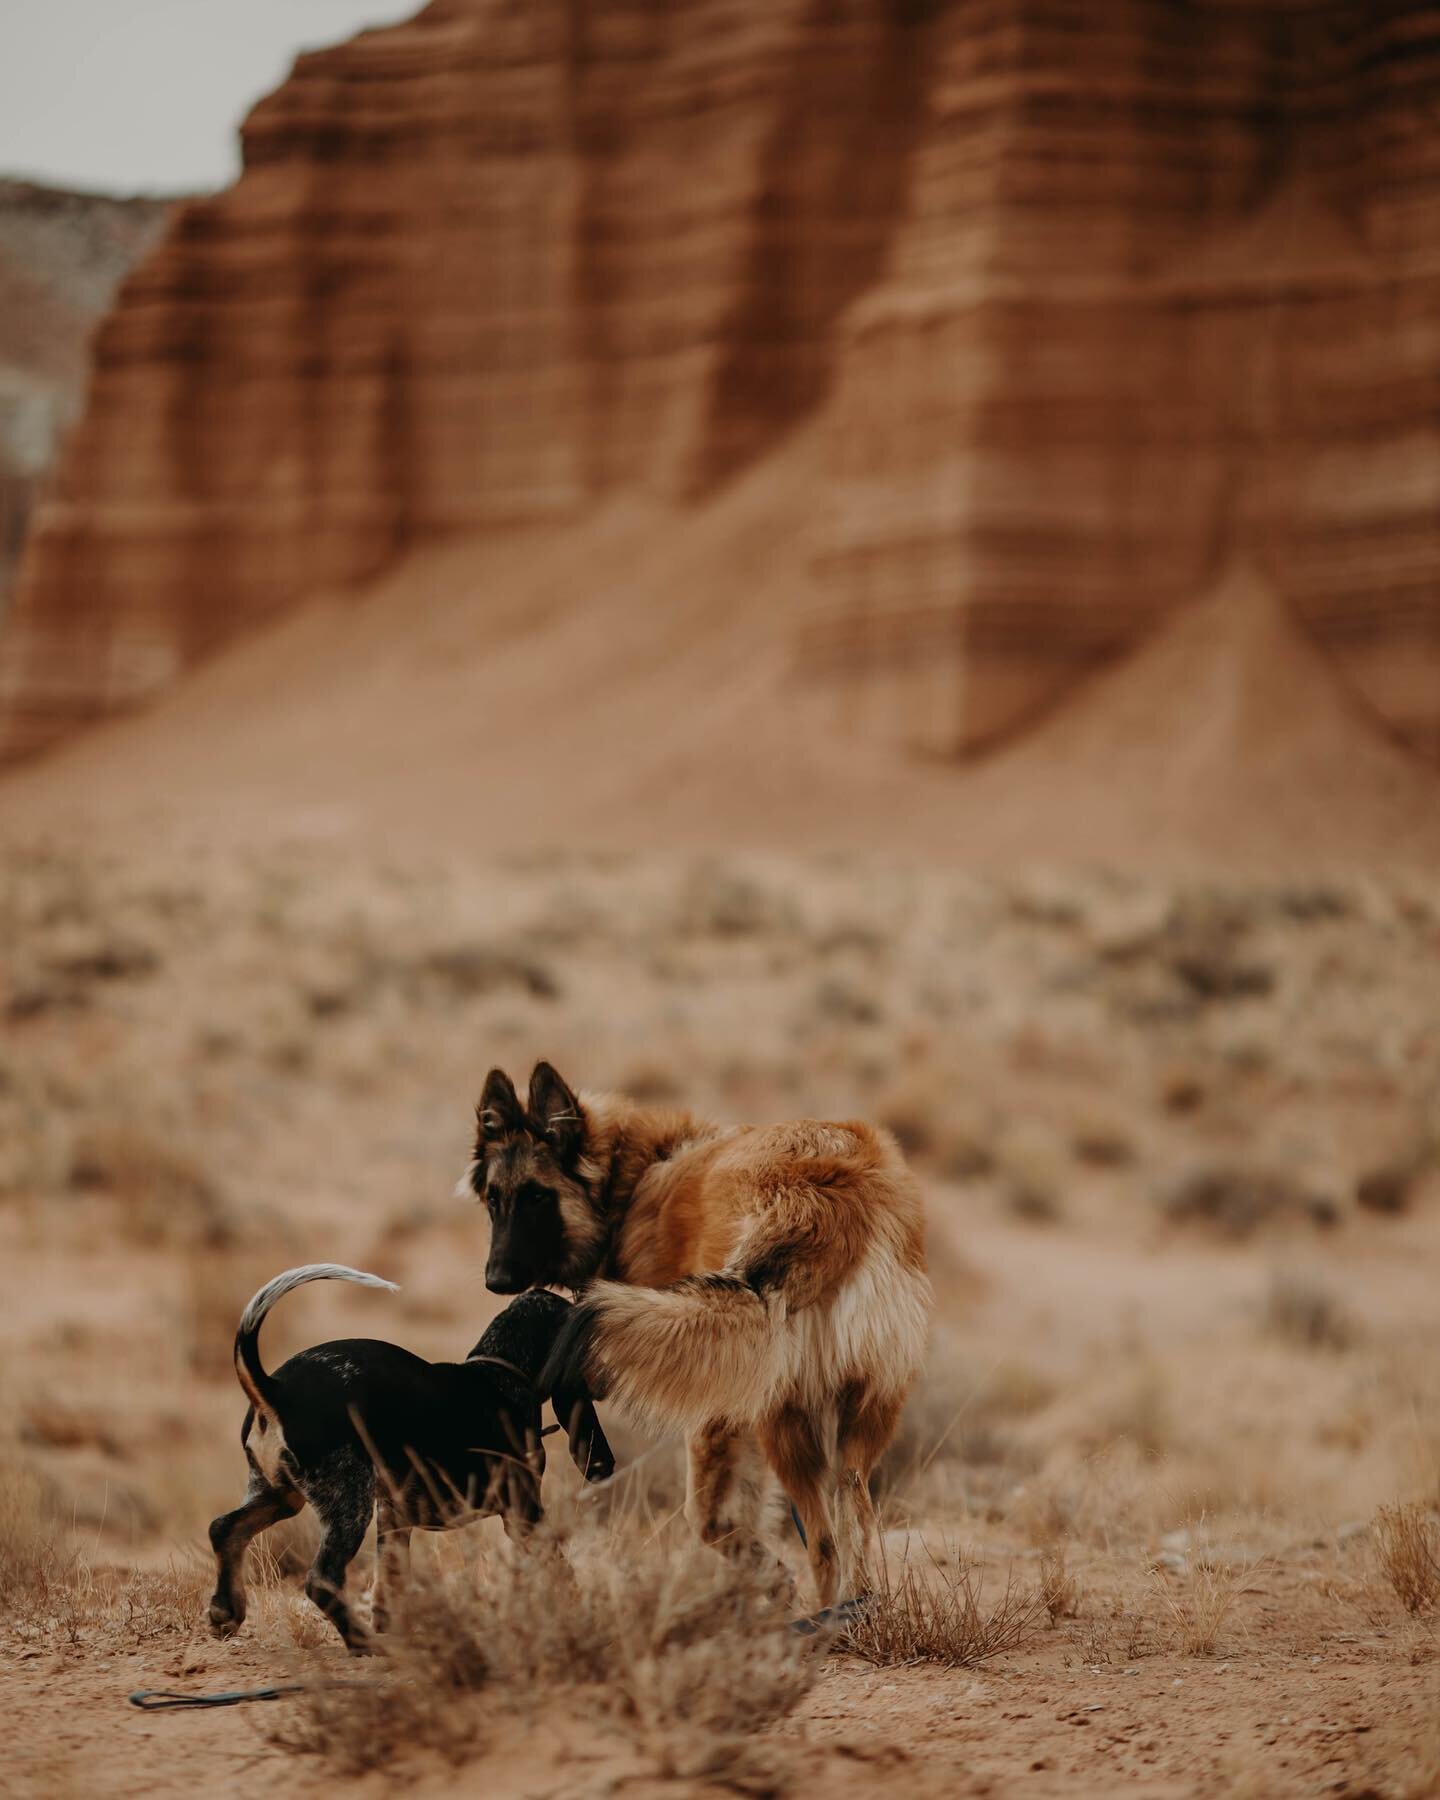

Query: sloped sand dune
<box><xmin>2</xmin><ymin>435</ymin><xmax>1436</xmax><ymax>870</ymax></box>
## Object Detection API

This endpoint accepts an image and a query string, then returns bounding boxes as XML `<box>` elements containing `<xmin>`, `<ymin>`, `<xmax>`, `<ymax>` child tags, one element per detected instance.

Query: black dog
<box><xmin>206</xmin><ymin>1265</ymin><xmax>612</xmax><ymax>1652</ymax></box>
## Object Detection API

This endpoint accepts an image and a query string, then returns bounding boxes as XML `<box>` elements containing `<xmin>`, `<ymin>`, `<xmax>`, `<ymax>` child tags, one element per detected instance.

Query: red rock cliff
<box><xmin>1</xmin><ymin>0</ymin><xmax>1438</xmax><ymax>767</ymax></box>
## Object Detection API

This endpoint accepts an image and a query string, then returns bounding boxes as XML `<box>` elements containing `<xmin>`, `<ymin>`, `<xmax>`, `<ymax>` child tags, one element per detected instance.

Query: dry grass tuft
<box><xmin>274</xmin><ymin>1515</ymin><xmax>820</xmax><ymax>1781</ymax></box>
<box><xmin>1039</xmin><ymin>1542</ymin><xmax>1081</xmax><ymax>1624</ymax></box>
<box><xmin>68</xmin><ymin>1125</ymin><xmax>234</xmax><ymax>1249</ymax></box>
<box><xmin>844</xmin><ymin>1538</ymin><xmax>1046</xmax><ymax>1668</ymax></box>
<box><xmin>1150</xmin><ymin>1557</ymin><xmax>1245</xmax><ymax>1655</ymax></box>
<box><xmin>0</xmin><ymin>1464</ymin><xmax>59</xmax><ymax>1605</ymax></box>
<box><xmin>1262</xmin><ymin>1271</ymin><xmax>1356</xmax><ymax>1352</ymax></box>
<box><xmin>1373</xmin><ymin>1502</ymin><xmax>1440</xmax><ymax>1614</ymax></box>
<box><xmin>0</xmin><ymin>1465</ymin><xmax>209</xmax><ymax>1647</ymax></box>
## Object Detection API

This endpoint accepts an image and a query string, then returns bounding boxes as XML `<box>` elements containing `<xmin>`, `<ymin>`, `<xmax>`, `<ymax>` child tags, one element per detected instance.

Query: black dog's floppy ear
<box><xmin>553</xmin><ymin>1392</ymin><xmax>615</xmax><ymax>1484</ymax></box>
<box><xmin>479</xmin><ymin>1067</ymin><xmax>525</xmax><ymax>1141</ymax></box>
<box><xmin>528</xmin><ymin>1061</ymin><xmax>584</xmax><ymax>1165</ymax></box>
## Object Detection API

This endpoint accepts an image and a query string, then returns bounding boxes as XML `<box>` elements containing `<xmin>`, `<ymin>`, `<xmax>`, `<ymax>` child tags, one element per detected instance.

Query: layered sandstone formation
<box><xmin>804</xmin><ymin>3</ymin><xmax>1440</xmax><ymax>759</ymax></box>
<box><xmin>1</xmin><ymin>0</ymin><xmax>1438</xmax><ymax>770</ymax></box>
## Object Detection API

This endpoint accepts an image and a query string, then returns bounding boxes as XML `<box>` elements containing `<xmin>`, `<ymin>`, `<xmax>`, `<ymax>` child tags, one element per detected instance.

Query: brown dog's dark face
<box><xmin>464</xmin><ymin>1062</ymin><xmax>603</xmax><ymax>1293</ymax></box>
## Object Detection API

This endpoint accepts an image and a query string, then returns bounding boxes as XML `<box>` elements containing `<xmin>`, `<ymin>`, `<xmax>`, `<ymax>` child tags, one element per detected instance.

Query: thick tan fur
<box><xmin>572</xmin><ymin>1096</ymin><xmax>932</xmax><ymax>1604</ymax></box>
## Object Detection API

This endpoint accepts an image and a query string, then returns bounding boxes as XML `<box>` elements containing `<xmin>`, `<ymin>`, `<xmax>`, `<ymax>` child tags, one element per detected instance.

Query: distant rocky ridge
<box><xmin>1</xmin><ymin>0</ymin><xmax>1437</xmax><ymax>770</ymax></box>
<box><xmin>0</xmin><ymin>179</ymin><xmax>170</xmax><ymax>629</ymax></box>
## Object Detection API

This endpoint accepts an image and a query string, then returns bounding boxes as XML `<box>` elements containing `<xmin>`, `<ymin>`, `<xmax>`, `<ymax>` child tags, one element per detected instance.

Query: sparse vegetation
<box><xmin>67</xmin><ymin>1124</ymin><xmax>234</xmax><ymax>1249</ymax></box>
<box><xmin>1039</xmin><ymin>1541</ymin><xmax>1081</xmax><ymax>1623</ymax></box>
<box><xmin>5</xmin><ymin>846</ymin><xmax>1440</xmax><ymax>1787</ymax></box>
<box><xmin>1150</xmin><ymin>1555</ymin><xmax>1245</xmax><ymax>1655</ymax></box>
<box><xmin>275</xmin><ymin>1517</ymin><xmax>819</xmax><ymax>1782</ymax></box>
<box><xmin>1262</xmin><ymin>1271</ymin><xmax>1356</xmax><ymax>1351</ymax></box>
<box><xmin>1158</xmin><ymin>1164</ymin><xmax>1336</xmax><ymax>1239</ymax></box>
<box><xmin>1374</xmin><ymin>1503</ymin><xmax>1440</xmax><ymax>1614</ymax></box>
<box><xmin>843</xmin><ymin>1539</ymin><xmax>1047</xmax><ymax>1668</ymax></box>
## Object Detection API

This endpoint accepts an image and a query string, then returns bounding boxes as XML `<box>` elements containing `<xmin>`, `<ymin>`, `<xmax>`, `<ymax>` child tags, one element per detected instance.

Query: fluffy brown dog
<box><xmin>460</xmin><ymin>1061</ymin><xmax>932</xmax><ymax>1608</ymax></box>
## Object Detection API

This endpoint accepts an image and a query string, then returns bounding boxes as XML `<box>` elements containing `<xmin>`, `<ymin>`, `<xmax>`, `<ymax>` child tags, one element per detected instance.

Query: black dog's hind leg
<box><xmin>208</xmin><ymin>1462</ymin><xmax>304</xmax><ymax>1638</ymax></box>
<box><xmin>372</xmin><ymin>1493</ymin><xmax>411</xmax><ymax>1634</ymax></box>
<box><xmin>301</xmin><ymin>1449</ymin><xmax>377</xmax><ymax>1653</ymax></box>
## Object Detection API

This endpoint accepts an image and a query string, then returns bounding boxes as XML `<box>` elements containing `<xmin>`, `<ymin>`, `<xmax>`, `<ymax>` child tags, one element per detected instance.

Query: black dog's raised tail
<box><xmin>234</xmin><ymin>1265</ymin><xmax>397</xmax><ymax>1414</ymax></box>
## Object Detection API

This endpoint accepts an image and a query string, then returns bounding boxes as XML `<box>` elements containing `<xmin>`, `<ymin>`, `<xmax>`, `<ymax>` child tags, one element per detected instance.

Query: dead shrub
<box><xmin>1004</xmin><ymin>1175</ymin><xmax>1062</xmax><ymax>1225</ymax></box>
<box><xmin>19</xmin><ymin>1399</ymin><xmax>123</xmax><ymax>1459</ymax></box>
<box><xmin>844</xmin><ymin>1538</ymin><xmax>1045</xmax><ymax>1668</ymax></box>
<box><xmin>68</xmin><ymin>1126</ymin><xmax>234</xmax><ymax>1249</ymax></box>
<box><xmin>181</xmin><ymin>1249</ymin><xmax>274</xmax><ymax>1379</ymax></box>
<box><xmin>1374</xmin><ymin>1502</ymin><xmax>1440</xmax><ymax>1614</ymax></box>
<box><xmin>1262</xmin><ymin>1271</ymin><xmax>1355</xmax><ymax>1351</ymax></box>
<box><xmin>1070</xmin><ymin>1115</ymin><xmax>1136</xmax><ymax>1168</ymax></box>
<box><xmin>0</xmin><ymin>1464</ymin><xmax>60</xmax><ymax>1608</ymax></box>
<box><xmin>1356</xmin><ymin>1156</ymin><xmax>1425</xmax><ymax>1217</ymax></box>
<box><xmin>0</xmin><ymin>1465</ymin><xmax>207</xmax><ymax>1645</ymax></box>
<box><xmin>675</xmin><ymin>864</ymin><xmax>799</xmax><ymax>939</ymax></box>
<box><xmin>1157</xmin><ymin>1164</ymin><xmax>1335</xmax><ymax>1240</ymax></box>
<box><xmin>877</xmin><ymin>1341</ymin><xmax>1053</xmax><ymax>1503</ymax></box>
<box><xmin>275</xmin><ymin>1515</ymin><xmax>819</xmax><ymax>1781</ymax></box>
<box><xmin>618</xmin><ymin>1058</ymin><xmax>685</xmax><ymax>1104</ymax></box>
<box><xmin>413</xmin><ymin>943</ymin><xmax>559</xmax><ymax>1003</ymax></box>
<box><xmin>875</xmin><ymin>1080</ymin><xmax>995</xmax><ymax>1181</ymax></box>
<box><xmin>1150</xmin><ymin>1557</ymin><xmax>1243</xmax><ymax>1656</ymax></box>
<box><xmin>1039</xmin><ymin>1542</ymin><xmax>1081</xmax><ymax>1624</ymax></box>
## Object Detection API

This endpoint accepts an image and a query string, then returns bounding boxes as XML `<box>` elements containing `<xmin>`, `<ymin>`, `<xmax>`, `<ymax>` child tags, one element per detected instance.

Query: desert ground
<box><xmin>2</xmin><ymin>834</ymin><xmax>1439</xmax><ymax>1797</ymax></box>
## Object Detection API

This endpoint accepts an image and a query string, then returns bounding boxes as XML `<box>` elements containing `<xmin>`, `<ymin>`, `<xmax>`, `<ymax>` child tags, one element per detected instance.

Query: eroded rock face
<box><xmin>802</xmin><ymin>3</ymin><xmax>1440</xmax><ymax>760</ymax></box>
<box><xmin>2</xmin><ymin>0</ymin><xmax>1438</xmax><ymax>766</ymax></box>
<box><xmin>0</xmin><ymin>179</ymin><xmax>168</xmax><ymax>639</ymax></box>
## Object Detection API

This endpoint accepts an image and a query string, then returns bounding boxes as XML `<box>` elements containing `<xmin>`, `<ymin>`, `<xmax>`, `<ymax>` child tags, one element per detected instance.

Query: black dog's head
<box><xmin>461</xmin><ymin>1062</ymin><xmax>604</xmax><ymax>1295</ymax></box>
<box><xmin>469</xmin><ymin>1289</ymin><xmax>615</xmax><ymax>1483</ymax></box>
<box><xmin>467</xmin><ymin>1288</ymin><xmax>574</xmax><ymax>1382</ymax></box>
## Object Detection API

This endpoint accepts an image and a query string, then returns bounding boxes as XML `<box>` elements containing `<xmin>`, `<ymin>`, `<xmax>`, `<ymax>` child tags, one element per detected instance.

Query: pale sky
<box><xmin>0</xmin><ymin>2</ymin><xmax>417</xmax><ymax>195</ymax></box>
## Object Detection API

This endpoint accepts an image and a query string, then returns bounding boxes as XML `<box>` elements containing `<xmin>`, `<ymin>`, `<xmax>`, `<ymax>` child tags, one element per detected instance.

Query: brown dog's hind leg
<box><xmin>207</xmin><ymin>1466</ymin><xmax>303</xmax><ymax>1638</ymax></box>
<box><xmin>686</xmin><ymin>1422</ymin><xmax>791</xmax><ymax>1595</ymax></box>
<box><xmin>833</xmin><ymin>1381</ymin><xmax>904</xmax><ymax>1602</ymax></box>
<box><xmin>758</xmin><ymin>1404</ymin><xmax>840</xmax><ymax>1610</ymax></box>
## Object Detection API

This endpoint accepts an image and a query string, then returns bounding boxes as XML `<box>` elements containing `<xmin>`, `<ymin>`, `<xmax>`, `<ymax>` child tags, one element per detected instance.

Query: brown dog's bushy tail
<box><xmin>540</xmin><ymin>1272</ymin><xmax>783</xmax><ymax>1434</ymax></box>
<box><xmin>234</xmin><ymin>1264</ymin><xmax>398</xmax><ymax>1413</ymax></box>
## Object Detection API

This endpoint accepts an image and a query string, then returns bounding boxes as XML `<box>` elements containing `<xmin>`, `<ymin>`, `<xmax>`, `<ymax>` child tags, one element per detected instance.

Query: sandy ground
<box><xmin>2</xmin><ymin>837</ymin><xmax>1439</xmax><ymax>1796</ymax></box>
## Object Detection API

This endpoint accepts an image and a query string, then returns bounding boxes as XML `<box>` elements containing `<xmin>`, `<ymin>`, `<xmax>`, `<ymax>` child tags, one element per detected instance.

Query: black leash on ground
<box><xmin>130</xmin><ymin>1684</ymin><xmax>308</xmax><ymax>1710</ymax></box>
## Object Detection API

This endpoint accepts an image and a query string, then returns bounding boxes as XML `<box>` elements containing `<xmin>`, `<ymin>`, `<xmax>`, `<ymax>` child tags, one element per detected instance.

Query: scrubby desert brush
<box><xmin>877</xmin><ymin>1335</ymin><xmax>1053</xmax><ymax>1508</ymax></box>
<box><xmin>1149</xmin><ymin>1554</ymin><xmax>1248</xmax><ymax>1656</ymax></box>
<box><xmin>843</xmin><ymin>1536</ymin><xmax>1046</xmax><ymax>1668</ymax></box>
<box><xmin>1373</xmin><ymin>1502</ymin><xmax>1440</xmax><ymax>1614</ymax></box>
<box><xmin>275</xmin><ymin>1509</ymin><xmax>820</xmax><ymax>1782</ymax></box>
<box><xmin>1262</xmin><ymin>1271</ymin><xmax>1356</xmax><ymax>1352</ymax></box>
<box><xmin>0</xmin><ymin>1467</ymin><xmax>209</xmax><ymax>1646</ymax></box>
<box><xmin>0</xmin><ymin>1464</ymin><xmax>60</xmax><ymax>1611</ymax></box>
<box><xmin>68</xmin><ymin>1124</ymin><xmax>234</xmax><ymax>1250</ymax></box>
<box><xmin>1039</xmin><ymin>1542</ymin><xmax>1081</xmax><ymax>1624</ymax></box>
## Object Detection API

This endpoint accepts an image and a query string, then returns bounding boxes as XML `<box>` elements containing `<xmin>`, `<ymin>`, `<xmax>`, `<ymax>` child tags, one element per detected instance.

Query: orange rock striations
<box><xmin>2</xmin><ymin>0</ymin><xmax>1439</xmax><ymax>769</ymax></box>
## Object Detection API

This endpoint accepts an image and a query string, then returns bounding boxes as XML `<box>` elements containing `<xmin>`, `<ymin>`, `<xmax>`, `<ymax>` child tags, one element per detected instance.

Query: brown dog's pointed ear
<box><xmin>528</xmin><ymin>1061</ymin><xmax>584</xmax><ymax>1165</ymax></box>
<box><xmin>479</xmin><ymin>1068</ymin><xmax>525</xmax><ymax>1141</ymax></box>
